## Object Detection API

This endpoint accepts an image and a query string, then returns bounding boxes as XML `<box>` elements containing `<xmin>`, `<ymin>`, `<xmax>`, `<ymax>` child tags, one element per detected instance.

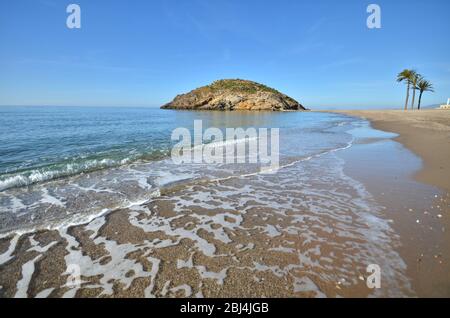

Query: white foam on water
<box><xmin>293</xmin><ymin>277</ymin><xmax>326</xmax><ymax>298</ymax></box>
<box><xmin>0</xmin><ymin>235</ymin><xmax>20</xmax><ymax>265</ymax></box>
<box><xmin>0</xmin><ymin>189</ymin><xmax>161</xmax><ymax>238</ymax></box>
<box><xmin>268</xmin><ymin>246</ymin><xmax>296</xmax><ymax>254</ymax></box>
<box><xmin>168</xmin><ymin>149</ymin><xmax>412</xmax><ymax>296</ymax></box>
<box><xmin>154</xmin><ymin>171</ymin><xmax>195</xmax><ymax>187</ymax></box>
<box><xmin>14</xmin><ymin>254</ymin><xmax>42</xmax><ymax>298</ymax></box>
<box><xmin>264</xmin><ymin>224</ymin><xmax>281</xmax><ymax>238</ymax></box>
<box><xmin>177</xmin><ymin>253</ymin><xmax>194</xmax><ymax>269</ymax></box>
<box><xmin>195</xmin><ymin>266</ymin><xmax>228</xmax><ymax>285</ymax></box>
<box><xmin>0</xmin><ymin>157</ymin><xmax>137</xmax><ymax>192</ymax></box>
<box><xmin>28</xmin><ymin>235</ymin><xmax>58</xmax><ymax>253</ymax></box>
<box><xmin>252</xmin><ymin>262</ymin><xmax>286</xmax><ymax>278</ymax></box>
<box><xmin>0</xmin><ymin>116</ymin><xmax>416</xmax><ymax>297</ymax></box>
<box><xmin>9</xmin><ymin>196</ymin><xmax>26</xmax><ymax>211</ymax></box>
<box><xmin>0</xmin><ymin>175</ymin><xmax>31</xmax><ymax>192</ymax></box>
<box><xmin>169</xmin><ymin>284</ymin><xmax>193</xmax><ymax>297</ymax></box>
<box><xmin>40</xmin><ymin>188</ymin><xmax>65</xmax><ymax>208</ymax></box>
<box><xmin>128</xmin><ymin>209</ymin><xmax>218</xmax><ymax>257</ymax></box>
<box><xmin>59</xmin><ymin>217</ymin><xmax>161</xmax><ymax>297</ymax></box>
<box><xmin>35</xmin><ymin>288</ymin><xmax>55</xmax><ymax>298</ymax></box>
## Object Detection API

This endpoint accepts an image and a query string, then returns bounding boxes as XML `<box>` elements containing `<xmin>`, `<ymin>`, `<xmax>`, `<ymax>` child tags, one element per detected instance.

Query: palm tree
<box><xmin>410</xmin><ymin>71</ymin><xmax>420</xmax><ymax>110</ymax></box>
<box><xmin>397</xmin><ymin>69</ymin><xmax>415</xmax><ymax>110</ymax></box>
<box><xmin>415</xmin><ymin>78</ymin><xmax>434</xmax><ymax>110</ymax></box>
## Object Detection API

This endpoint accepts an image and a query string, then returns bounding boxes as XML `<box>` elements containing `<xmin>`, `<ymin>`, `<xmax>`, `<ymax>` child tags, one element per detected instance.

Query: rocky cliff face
<box><xmin>161</xmin><ymin>79</ymin><xmax>306</xmax><ymax>111</ymax></box>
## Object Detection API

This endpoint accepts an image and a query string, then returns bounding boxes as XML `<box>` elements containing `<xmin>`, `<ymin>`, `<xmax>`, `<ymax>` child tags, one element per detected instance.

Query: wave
<box><xmin>0</xmin><ymin>136</ymin><xmax>355</xmax><ymax>237</ymax></box>
<box><xmin>0</xmin><ymin>157</ymin><xmax>135</xmax><ymax>192</ymax></box>
<box><xmin>0</xmin><ymin>121</ymin><xmax>358</xmax><ymax>238</ymax></box>
<box><xmin>0</xmin><ymin>135</ymin><xmax>261</xmax><ymax>192</ymax></box>
<box><xmin>0</xmin><ymin>188</ymin><xmax>162</xmax><ymax>239</ymax></box>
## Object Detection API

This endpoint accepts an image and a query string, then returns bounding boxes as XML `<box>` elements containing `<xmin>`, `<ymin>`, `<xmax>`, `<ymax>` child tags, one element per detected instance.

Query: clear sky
<box><xmin>0</xmin><ymin>0</ymin><xmax>449</xmax><ymax>109</ymax></box>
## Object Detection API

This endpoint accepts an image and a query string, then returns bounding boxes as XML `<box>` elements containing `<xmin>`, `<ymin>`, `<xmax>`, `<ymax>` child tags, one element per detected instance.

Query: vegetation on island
<box><xmin>207</xmin><ymin>79</ymin><xmax>282</xmax><ymax>95</ymax></box>
<box><xmin>162</xmin><ymin>79</ymin><xmax>305</xmax><ymax>111</ymax></box>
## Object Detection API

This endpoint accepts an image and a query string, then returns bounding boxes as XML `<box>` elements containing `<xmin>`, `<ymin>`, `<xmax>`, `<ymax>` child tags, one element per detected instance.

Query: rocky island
<box><xmin>161</xmin><ymin>79</ymin><xmax>306</xmax><ymax>111</ymax></box>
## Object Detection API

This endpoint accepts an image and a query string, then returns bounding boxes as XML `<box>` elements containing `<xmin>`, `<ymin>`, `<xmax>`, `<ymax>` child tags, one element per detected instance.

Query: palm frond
<box><xmin>416</xmin><ymin>79</ymin><xmax>434</xmax><ymax>92</ymax></box>
<box><xmin>397</xmin><ymin>69</ymin><xmax>415</xmax><ymax>83</ymax></box>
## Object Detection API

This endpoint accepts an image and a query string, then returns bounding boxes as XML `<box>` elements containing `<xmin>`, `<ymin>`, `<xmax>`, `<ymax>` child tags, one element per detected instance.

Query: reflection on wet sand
<box><xmin>0</xmin><ymin>152</ymin><xmax>413</xmax><ymax>298</ymax></box>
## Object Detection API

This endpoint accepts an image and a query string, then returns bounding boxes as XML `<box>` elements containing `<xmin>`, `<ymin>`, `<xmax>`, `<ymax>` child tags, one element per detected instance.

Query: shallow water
<box><xmin>0</xmin><ymin>107</ymin><xmax>435</xmax><ymax>297</ymax></box>
<box><xmin>1</xmin><ymin>107</ymin><xmax>354</xmax><ymax>234</ymax></box>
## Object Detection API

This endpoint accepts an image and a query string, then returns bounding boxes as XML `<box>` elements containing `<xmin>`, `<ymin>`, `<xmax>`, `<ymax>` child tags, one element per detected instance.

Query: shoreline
<box><xmin>325</xmin><ymin>109</ymin><xmax>450</xmax><ymax>192</ymax></box>
<box><xmin>0</xmin><ymin>112</ymin><xmax>416</xmax><ymax>298</ymax></box>
<box><xmin>326</xmin><ymin>109</ymin><xmax>450</xmax><ymax>297</ymax></box>
<box><xmin>1</xmin><ymin>110</ymin><xmax>449</xmax><ymax>297</ymax></box>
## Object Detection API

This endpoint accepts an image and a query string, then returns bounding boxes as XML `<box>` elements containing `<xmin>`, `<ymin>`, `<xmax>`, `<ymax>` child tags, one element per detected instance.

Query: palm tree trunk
<box><xmin>404</xmin><ymin>83</ymin><xmax>410</xmax><ymax>110</ymax></box>
<box><xmin>418</xmin><ymin>91</ymin><xmax>423</xmax><ymax>110</ymax></box>
<box><xmin>411</xmin><ymin>86</ymin><xmax>416</xmax><ymax>110</ymax></box>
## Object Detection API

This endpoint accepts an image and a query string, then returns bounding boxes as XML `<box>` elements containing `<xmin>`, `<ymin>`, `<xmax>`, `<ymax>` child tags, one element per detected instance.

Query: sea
<box><xmin>0</xmin><ymin>106</ymin><xmax>434</xmax><ymax>297</ymax></box>
<box><xmin>0</xmin><ymin>106</ymin><xmax>359</xmax><ymax>234</ymax></box>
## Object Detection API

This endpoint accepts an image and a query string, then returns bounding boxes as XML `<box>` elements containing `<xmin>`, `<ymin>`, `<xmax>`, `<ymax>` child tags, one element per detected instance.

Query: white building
<box><xmin>440</xmin><ymin>98</ymin><xmax>450</xmax><ymax>109</ymax></box>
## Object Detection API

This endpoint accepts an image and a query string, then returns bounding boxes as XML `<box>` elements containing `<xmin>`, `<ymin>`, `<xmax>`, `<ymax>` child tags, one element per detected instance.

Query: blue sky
<box><xmin>0</xmin><ymin>0</ymin><xmax>449</xmax><ymax>109</ymax></box>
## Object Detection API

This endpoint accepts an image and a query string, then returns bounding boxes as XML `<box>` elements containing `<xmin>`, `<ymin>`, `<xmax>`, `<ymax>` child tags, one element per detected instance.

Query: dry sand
<box><xmin>331</xmin><ymin>109</ymin><xmax>450</xmax><ymax>191</ymax></box>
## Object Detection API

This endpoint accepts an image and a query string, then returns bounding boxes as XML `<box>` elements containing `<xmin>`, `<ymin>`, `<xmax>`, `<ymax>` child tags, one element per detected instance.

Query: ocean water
<box><xmin>0</xmin><ymin>106</ymin><xmax>354</xmax><ymax>234</ymax></box>
<box><xmin>0</xmin><ymin>106</ymin><xmax>419</xmax><ymax>297</ymax></box>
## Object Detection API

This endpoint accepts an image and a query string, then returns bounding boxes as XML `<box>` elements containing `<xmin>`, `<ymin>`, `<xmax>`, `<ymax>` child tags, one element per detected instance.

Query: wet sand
<box><xmin>1</xmin><ymin>111</ymin><xmax>449</xmax><ymax>298</ymax></box>
<box><xmin>0</xmin><ymin>145</ymin><xmax>412</xmax><ymax>298</ymax></box>
<box><xmin>330</xmin><ymin>110</ymin><xmax>450</xmax><ymax>191</ymax></box>
<box><xmin>0</xmin><ymin>154</ymin><xmax>387</xmax><ymax>298</ymax></box>
<box><xmin>329</xmin><ymin>109</ymin><xmax>450</xmax><ymax>297</ymax></box>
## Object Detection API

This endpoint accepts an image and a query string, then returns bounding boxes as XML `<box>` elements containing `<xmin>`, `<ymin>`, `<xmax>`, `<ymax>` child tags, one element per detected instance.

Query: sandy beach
<box><xmin>2</xmin><ymin>0</ymin><xmax>450</xmax><ymax>306</ymax></box>
<box><xmin>331</xmin><ymin>110</ymin><xmax>450</xmax><ymax>191</ymax></box>
<box><xmin>329</xmin><ymin>109</ymin><xmax>450</xmax><ymax>297</ymax></box>
<box><xmin>1</xmin><ymin>109</ymin><xmax>449</xmax><ymax>298</ymax></box>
